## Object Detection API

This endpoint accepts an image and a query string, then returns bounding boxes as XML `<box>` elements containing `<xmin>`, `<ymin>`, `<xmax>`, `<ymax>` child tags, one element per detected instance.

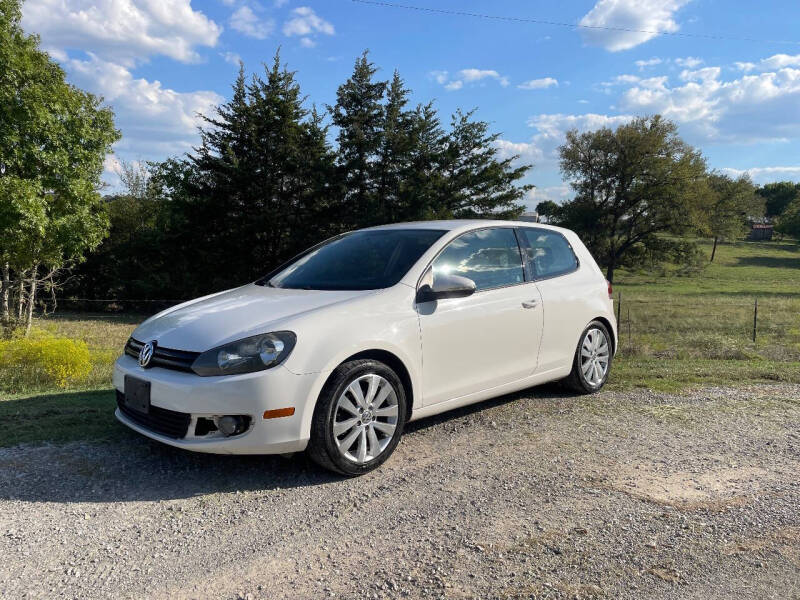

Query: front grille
<box><xmin>117</xmin><ymin>390</ymin><xmax>191</xmax><ymax>439</ymax></box>
<box><xmin>124</xmin><ymin>338</ymin><xmax>200</xmax><ymax>372</ymax></box>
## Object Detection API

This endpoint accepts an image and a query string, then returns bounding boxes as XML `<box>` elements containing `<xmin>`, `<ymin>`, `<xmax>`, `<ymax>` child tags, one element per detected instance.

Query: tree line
<box><xmin>538</xmin><ymin>116</ymin><xmax>800</xmax><ymax>281</ymax></box>
<box><xmin>3</xmin><ymin>0</ymin><xmax>800</xmax><ymax>337</ymax></box>
<box><xmin>60</xmin><ymin>52</ymin><xmax>533</xmax><ymax>306</ymax></box>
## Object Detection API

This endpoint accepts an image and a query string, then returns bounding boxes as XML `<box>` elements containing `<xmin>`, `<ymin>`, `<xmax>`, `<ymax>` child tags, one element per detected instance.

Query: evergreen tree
<box><xmin>375</xmin><ymin>71</ymin><xmax>414</xmax><ymax>223</ymax></box>
<box><xmin>436</xmin><ymin>110</ymin><xmax>530</xmax><ymax>219</ymax></box>
<box><xmin>184</xmin><ymin>52</ymin><xmax>336</xmax><ymax>294</ymax></box>
<box><xmin>329</xmin><ymin>52</ymin><xmax>387</xmax><ymax>226</ymax></box>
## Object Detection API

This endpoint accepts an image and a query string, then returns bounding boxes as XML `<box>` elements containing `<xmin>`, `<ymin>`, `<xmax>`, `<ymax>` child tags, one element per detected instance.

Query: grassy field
<box><xmin>1</xmin><ymin>237</ymin><xmax>799</xmax><ymax>447</ymax></box>
<box><xmin>611</xmin><ymin>238</ymin><xmax>800</xmax><ymax>390</ymax></box>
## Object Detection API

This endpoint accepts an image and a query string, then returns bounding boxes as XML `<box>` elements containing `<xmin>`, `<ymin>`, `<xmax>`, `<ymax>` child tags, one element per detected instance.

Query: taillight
<box><xmin>607</xmin><ymin>280</ymin><xmax>613</xmax><ymax>299</ymax></box>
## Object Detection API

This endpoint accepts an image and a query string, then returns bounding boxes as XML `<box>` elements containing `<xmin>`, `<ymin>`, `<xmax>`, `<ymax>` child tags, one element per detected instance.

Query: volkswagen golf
<box><xmin>114</xmin><ymin>220</ymin><xmax>616</xmax><ymax>475</ymax></box>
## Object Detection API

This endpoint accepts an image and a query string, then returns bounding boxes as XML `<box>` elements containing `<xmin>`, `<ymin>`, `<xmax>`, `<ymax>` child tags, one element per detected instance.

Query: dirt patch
<box><xmin>613</xmin><ymin>464</ymin><xmax>770</xmax><ymax>509</ymax></box>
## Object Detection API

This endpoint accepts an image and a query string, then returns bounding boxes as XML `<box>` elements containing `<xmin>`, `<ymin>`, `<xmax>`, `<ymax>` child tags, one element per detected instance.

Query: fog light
<box><xmin>218</xmin><ymin>415</ymin><xmax>246</xmax><ymax>436</ymax></box>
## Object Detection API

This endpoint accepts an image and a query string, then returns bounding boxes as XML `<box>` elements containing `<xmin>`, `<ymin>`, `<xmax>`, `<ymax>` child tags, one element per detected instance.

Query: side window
<box><xmin>520</xmin><ymin>228</ymin><xmax>578</xmax><ymax>279</ymax></box>
<box><xmin>432</xmin><ymin>228</ymin><xmax>524</xmax><ymax>291</ymax></box>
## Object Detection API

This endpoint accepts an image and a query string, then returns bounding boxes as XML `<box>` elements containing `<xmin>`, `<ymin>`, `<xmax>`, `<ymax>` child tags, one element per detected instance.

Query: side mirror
<box><xmin>416</xmin><ymin>273</ymin><xmax>476</xmax><ymax>303</ymax></box>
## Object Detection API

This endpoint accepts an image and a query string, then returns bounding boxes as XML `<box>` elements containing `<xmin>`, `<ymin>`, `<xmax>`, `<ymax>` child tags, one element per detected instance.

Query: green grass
<box><xmin>612</xmin><ymin>238</ymin><xmax>800</xmax><ymax>390</ymax></box>
<box><xmin>1</xmin><ymin>237</ymin><xmax>799</xmax><ymax>447</ymax></box>
<box><xmin>0</xmin><ymin>389</ymin><xmax>126</xmax><ymax>447</ymax></box>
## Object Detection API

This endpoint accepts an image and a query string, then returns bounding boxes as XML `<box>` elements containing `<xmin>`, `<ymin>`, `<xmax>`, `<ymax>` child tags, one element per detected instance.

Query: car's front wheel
<box><xmin>563</xmin><ymin>321</ymin><xmax>613</xmax><ymax>394</ymax></box>
<box><xmin>308</xmin><ymin>359</ymin><xmax>407</xmax><ymax>476</ymax></box>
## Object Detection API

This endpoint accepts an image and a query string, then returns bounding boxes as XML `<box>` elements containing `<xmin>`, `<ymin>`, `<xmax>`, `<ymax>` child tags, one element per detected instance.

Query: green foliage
<box><xmin>757</xmin><ymin>181</ymin><xmax>800</xmax><ymax>218</ymax></box>
<box><xmin>704</xmin><ymin>173</ymin><xmax>760</xmax><ymax>241</ymax></box>
<box><xmin>554</xmin><ymin>115</ymin><xmax>707</xmax><ymax>282</ymax></box>
<box><xmin>775</xmin><ymin>198</ymin><xmax>800</xmax><ymax>239</ymax></box>
<box><xmin>68</xmin><ymin>50</ymin><xmax>532</xmax><ymax>301</ymax></box>
<box><xmin>330</xmin><ymin>52</ymin><xmax>530</xmax><ymax>226</ymax></box>
<box><xmin>0</xmin><ymin>0</ymin><xmax>119</xmax><ymax>330</ymax></box>
<box><xmin>535</xmin><ymin>200</ymin><xmax>558</xmax><ymax>219</ymax></box>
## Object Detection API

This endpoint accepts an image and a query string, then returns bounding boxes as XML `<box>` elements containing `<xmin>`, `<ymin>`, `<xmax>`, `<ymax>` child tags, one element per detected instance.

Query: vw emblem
<box><xmin>138</xmin><ymin>341</ymin><xmax>156</xmax><ymax>368</ymax></box>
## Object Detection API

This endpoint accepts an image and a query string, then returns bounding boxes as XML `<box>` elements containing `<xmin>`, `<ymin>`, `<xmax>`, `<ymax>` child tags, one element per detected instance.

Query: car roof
<box><xmin>362</xmin><ymin>219</ymin><xmax>570</xmax><ymax>235</ymax></box>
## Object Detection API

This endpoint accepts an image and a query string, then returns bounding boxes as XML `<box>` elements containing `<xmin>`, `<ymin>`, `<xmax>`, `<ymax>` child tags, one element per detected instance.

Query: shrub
<box><xmin>0</xmin><ymin>335</ymin><xmax>92</xmax><ymax>389</ymax></box>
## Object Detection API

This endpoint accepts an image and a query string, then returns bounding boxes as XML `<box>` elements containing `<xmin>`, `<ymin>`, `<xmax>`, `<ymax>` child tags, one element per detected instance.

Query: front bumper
<box><xmin>113</xmin><ymin>355</ymin><xmax>320</xmax><ymax>454</ymax></box>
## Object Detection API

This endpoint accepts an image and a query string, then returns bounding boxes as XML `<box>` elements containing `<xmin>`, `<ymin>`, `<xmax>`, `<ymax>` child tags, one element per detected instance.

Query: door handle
<box><xmin>522</xmin><ymin>299</ymin><xmax>539</xmax><ymax>309</ymax></box>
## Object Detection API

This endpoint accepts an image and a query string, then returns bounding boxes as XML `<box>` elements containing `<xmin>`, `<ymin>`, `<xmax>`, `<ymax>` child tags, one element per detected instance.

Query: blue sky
<box><xmin>20</xmin><ymin>0</ymin><xmax>800</xmax><ymax>208</ymax></box>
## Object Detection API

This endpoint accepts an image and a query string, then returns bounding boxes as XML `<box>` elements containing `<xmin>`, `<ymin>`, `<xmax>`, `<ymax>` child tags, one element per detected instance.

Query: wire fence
<box><xmin>613</xmin><ymin>292</ymin><xmax>800</xmax><ymax>359</ymax></box>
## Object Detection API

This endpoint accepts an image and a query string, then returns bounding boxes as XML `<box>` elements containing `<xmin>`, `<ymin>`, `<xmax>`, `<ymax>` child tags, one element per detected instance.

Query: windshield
<box><xmin>265</xmin><ymin>229</ymin><xmax>446</xmax><ymax>291</ymax></box>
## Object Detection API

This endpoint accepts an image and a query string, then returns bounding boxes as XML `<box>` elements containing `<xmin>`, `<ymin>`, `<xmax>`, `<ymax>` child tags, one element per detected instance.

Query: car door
<box><xmin>416</xmin><ymin>227</ymin><xmax>544</xmax><ymax>406</ymax></box>
<box><xmin>517</xmin><ymin>227</ymin><xmax>587</xmax><ymax>374</ymax></box>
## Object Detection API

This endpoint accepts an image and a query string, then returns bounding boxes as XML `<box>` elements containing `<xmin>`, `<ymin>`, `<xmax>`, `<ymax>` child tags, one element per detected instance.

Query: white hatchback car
<box><xmin>114</xmin><ymin>220</ymin><xmax>616</xmax><ymax>475</ymax></box>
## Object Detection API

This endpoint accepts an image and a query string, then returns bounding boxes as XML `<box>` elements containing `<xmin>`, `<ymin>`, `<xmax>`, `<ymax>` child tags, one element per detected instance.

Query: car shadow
<box><xmin>0</xmin><ymin>383</ymin><xmax>568</xmax><ymax>504</ymax></box>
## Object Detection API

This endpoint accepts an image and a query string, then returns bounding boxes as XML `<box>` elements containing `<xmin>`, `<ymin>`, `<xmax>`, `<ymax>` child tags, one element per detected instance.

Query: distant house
<box><xmin>748</xmin><ymin>223</ymin><xmax>773</xmax><ymax>241</ymax></box>
<box><xmin>519</xmin><ymin>211</ymin><xmax>540</xmax><ymax>223</ymax></box>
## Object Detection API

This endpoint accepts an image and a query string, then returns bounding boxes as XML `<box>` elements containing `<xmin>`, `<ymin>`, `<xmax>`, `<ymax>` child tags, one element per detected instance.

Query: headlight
<box><xmin>191</xmin><ymin>331</ymin><xmax>296</xmax><ymax>377</ymax></box>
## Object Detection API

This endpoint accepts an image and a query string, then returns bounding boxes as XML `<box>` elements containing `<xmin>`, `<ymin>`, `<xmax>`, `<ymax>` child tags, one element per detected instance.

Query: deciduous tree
<box><xmin>0</xmin><ymin>0</ymin><xmax>119</xmax><ymax>334</ymax></box>
<box><xmin>555</xmin><ymin>115</ymin><xmax>707</xmax><ymax>282</ymax></box>
<box><xmin>704</xmin><ymin>173</ymin><xmax>761</xmax><ymax>261</ymax></box>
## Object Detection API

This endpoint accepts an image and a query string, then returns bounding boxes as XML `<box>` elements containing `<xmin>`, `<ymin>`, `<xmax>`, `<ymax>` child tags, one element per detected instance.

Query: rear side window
<box><xmin>432</xmin><ymin>228</ymin><xmax>524</xmax><ymax>291</ymax></box>
<box><xmin>519</xmin><ymin>228</ymin><xmax>579</xmax><ymax>279</ymax></box>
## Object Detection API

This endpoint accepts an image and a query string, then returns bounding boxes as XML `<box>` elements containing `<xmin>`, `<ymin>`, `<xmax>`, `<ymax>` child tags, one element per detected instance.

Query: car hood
<box><xmin>131</xmin><ymin>284</ymin><xmax>373</xmax><ymax>352</ymax></box>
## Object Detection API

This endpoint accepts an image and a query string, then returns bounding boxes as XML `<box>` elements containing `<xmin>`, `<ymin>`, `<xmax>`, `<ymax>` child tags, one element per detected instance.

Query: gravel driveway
<box><xmin>1</xmin><ymin>384</ymin><xmax>799</xmax><ymax>599</ymax></box>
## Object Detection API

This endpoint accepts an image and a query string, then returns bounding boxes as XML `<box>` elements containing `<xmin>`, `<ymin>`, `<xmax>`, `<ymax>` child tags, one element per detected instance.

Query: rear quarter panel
<box><xmin>534</xmin><ymin>230</ymin><xmax>616</xmax><ymax>373</ymax></box>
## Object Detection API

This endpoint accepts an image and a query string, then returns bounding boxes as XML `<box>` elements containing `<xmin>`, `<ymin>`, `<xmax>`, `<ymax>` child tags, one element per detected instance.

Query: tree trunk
<box><xmin>17</xmin><ymin>273</ymin><xmax>26</xmax><ymax>320</ymax></box>
<box><xmin>25</xmin><ymin>265</ymin><xmax>38</xmax><ymax>337</ymax></box>
<box><xmin>710</xmin><ymin>236</ymin><xmax>718</xmax><ymax>262</ymax></box>
<box><xmin>605</xmin><ymin>262</ymin><xmax>616</xmax><ymax>284</ymax></box>
<box><xmin>0</xmin><ymin>263</ymin><xmax>8</xmax><ymax>322</ymax></box>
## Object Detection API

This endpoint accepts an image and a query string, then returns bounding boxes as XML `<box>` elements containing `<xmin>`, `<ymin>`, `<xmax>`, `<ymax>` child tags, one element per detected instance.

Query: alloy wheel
<box><xmin>333</xmin><ymin>374</ymin><xmax>399</xmax><ymax>464</ymax></box>
<box><xmin>581</xmin><ymin>328</ymin><xmax>610</xmax><ymax>387</ymax></box>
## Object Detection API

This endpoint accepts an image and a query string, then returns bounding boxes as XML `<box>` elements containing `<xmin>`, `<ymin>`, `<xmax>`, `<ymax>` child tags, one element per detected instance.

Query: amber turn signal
<box><xmin>263</xmin><ymin>407</ymin><xmax>296</xmax><ymax>419</ymax></box>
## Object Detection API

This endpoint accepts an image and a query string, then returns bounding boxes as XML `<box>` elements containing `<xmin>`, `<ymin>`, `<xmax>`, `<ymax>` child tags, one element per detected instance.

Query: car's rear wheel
<box><xmin>563</xmin><ymin>321</ymin><xmax>612</xmax><ymax>394</ymax></box>
<box><xmin>308</xmin><ymin>359</ymin><xmax>406</xmax><ymax>476</ymax></box>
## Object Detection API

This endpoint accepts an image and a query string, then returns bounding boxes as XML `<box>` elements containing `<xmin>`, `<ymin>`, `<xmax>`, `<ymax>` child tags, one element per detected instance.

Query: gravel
<box><xmin>1</xmin><ymin>383</ymin><xmax>799</xmax><ymax>599</ymax></box>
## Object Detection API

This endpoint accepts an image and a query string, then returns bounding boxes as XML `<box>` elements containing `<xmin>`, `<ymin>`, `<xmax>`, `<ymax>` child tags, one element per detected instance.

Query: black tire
<box><xmin>307</xmin><ymin>359</ymin><xmax>407</xmax><ymax>476</ymax></box>
<box><xmin>563</xmin><ymin>320</ymin><xmax>613</xmax><ymax>394</ymax></box>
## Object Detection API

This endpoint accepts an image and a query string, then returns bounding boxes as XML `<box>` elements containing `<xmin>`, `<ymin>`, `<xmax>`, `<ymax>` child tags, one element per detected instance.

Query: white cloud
<box><xmin>221</xmin><ymin>51</ymin><xmax>242</xmax><ymax>66</ymax></box>
<box><xmin>282</xmin><ymin>6</ymin><xmax>334</xmax><ymax>41</ymax></box>
<box><xmin>493</xmin><ymin>140</ymin><xmax>543</xmax><ymax>163</ymax></box>
<box><xmin>675</xmin><ymin>56</ymin><xmax>703</xmax><ymax>68</ymax></box>
<box><xmin>518</xmin><ymin>77</ymin><xmax>558</xmax><ymax>90</ymax></box>
<box><xmin>64</xmin><ymin>54</ymin><xmax>222</xmax><ymax>186</ymax></box>
<box><xmin>750</xmin><ymin>53</ymin><xmax>800</xmax><ymax>71</ymax></box>
<box><xmin>618</xmin><ymin>63</ymin><xmax>800</xmax><ymax>143</ymax></box>
<box><xmin>579</xmin><ymin>0</ymin><xmax>691</xmax><ymax>52</ymax></box>
<box><xmin>533</xmin><ymin>185</ymin><xmax>572</xmax><ymax>204</ymax></box>
<box><xmin>734</xmin><ymin>61</ymin><xmax>756</xmax><ymax>72</ymax></box>
<box><xmin>721</xmin><ymin>166</ymin><xmax>800</xmax><ymax>184</ymax></box>
<box><xmin>496</xmin><ymin>113</ymin><xmax>634</xmax><ymax>177</ymax></box>
<box><xmin>432</xmin><ymin>68</ymin><xmax>509</xmax><ymax>91</ymax></box>
<box><xmin>459</xmin><ymin>69</ymin><xmax>509</xmax><ymax>86</ymax></box>
<box><xmin>230</xmin><ymin>5</ymin><xmax>274</xmax><ymax>39</ymax></box>
<box><xmin>430</xmin><ymin>70</ymin><xmax>449</xmax><ymax>85</ymax></box>
<box><xmin>635</xmin><ymin>57</ymin><xmax>662</xmax><ymax>70</ymax></box>
<box><xmin>21</xmin><ymin>0</ymin><xmax>221</xmax><ymax>66</ymax></box>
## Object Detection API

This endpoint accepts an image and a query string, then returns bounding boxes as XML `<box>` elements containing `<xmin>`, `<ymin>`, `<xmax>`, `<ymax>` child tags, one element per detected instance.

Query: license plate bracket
<box><xmin>124</xmin><ymin>376</ymin><xmax>151</xmax><ymax>414</ymax></box>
